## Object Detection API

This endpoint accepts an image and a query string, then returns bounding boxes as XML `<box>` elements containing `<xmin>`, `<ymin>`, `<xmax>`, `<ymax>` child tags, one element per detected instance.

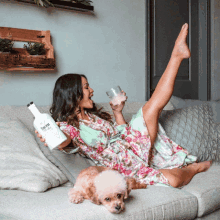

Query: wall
<box><xmin>211</xmin><ymin>0</ymin><xmax>220</xmax><ymax>100</ymax></box>
<box><xmin>0</xmin><ymin>0</ymin><xmax>146</xmax><ymax>106</ymax></box>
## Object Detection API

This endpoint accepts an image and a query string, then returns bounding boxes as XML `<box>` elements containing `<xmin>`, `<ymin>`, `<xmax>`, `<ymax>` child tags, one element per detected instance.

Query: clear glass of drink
<box><xmin>106</xmin><ymin>86</ymin><xmax>126</xmax><ymax>105</ymax></box>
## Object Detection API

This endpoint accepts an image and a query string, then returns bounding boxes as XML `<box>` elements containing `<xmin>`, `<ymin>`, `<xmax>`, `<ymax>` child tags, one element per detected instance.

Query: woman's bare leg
<box><xmin>160</xmin><ymin>161</ymin><xmax>212</xmax><ymax>188</ymax></box>
<box><xmin>143</xmin><ymin>23</ymin><xmax>191</xmax><ymax>146</ymax></box>
<box><xmin>140</xmin><ymin>23</ymin><xmax>212</xmax><ymax>186</ymax></box>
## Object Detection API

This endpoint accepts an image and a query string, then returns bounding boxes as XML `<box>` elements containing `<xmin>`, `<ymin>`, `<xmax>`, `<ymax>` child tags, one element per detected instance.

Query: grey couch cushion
<box><xmin>195</xmin><ymin>209</ymin><xmax>220</xmax><ymax>220</ymax></box>
<box><xmin>0</xmin><ymin>185</ymin><xmax>198</xmax><ymax>220</ymax></box>
<box><xmin>182</xmin><ymin>163</ymin><xmax>220</xmax><ymax>217</ymax></box>
<box><xmin>170</xmin><ymin>96</ymin><xmax>220</xmax><ymax>124</ymax></box>
<box><xmin>35</xmin><ymin>135</ymin><xmax>95</xmax><ymax>185</ymax></box>
<box><xmin>0</xmin><ymin>116</ymin><xmax>67</xmax><ymax>192</ymax></box>
<box><xmin>159</xmin><ymin>103</ymin><xmax>220</xmax><ymax>163</ymax></box>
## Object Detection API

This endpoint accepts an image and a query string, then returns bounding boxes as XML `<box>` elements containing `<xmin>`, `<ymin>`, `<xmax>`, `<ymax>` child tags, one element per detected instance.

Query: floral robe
<box><xmin>60</xmin><ymin>107</ymin><xmax>197</xmax><ymax>187</ymax></box>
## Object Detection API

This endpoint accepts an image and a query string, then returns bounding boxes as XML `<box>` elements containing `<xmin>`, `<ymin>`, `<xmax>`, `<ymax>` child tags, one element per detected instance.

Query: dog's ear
<box><xmin>91</xmin><ymin>193</ymin><xmax>101</xmax><ymax>205</ymax></box>
<box><xmin>124</xmin><ymin>178</ymin><xmax>133</xmax><ymax>199</ymax></box>
<box><xmin>86</xmin><ymin>185</ymin><xmax>101</xmax><ymax>205</ymax></box>
<box><xmin>124</xmin><ymin>188</ymin><xmax>131</xmax><ymax>200</ymax></box>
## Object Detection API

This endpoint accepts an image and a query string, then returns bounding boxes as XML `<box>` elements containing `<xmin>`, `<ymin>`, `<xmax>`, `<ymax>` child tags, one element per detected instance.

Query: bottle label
<box><xmin>39</xmin><ymin>120</ymin><xmax>64</xmax><ymax>142</ymax></box>
<box><xmin>41</xmin><ymin>123</ymin><xmax>51</xmax><ymax>131</ymax></box>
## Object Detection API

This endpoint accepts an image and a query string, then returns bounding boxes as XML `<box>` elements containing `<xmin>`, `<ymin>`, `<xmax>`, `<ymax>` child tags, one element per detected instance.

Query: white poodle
<box><xmin>68</xmin><ymin>166</ymin><xmax>147</xmax><ymax>213</ymax></box>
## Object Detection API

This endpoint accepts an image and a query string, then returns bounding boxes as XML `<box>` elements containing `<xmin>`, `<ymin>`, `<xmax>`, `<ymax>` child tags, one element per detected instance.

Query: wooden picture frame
<box><xmin>0</xmin><ymin>27</ymin><xmax>56</xmax><ymax>72</ymax></box>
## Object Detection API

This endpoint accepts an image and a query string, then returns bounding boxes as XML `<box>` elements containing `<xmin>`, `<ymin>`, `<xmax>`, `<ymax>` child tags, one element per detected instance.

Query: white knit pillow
<box><xmin>0</xmin><ymin>117</ymin><xmax>68</xmax><ymax>192</ymax></box>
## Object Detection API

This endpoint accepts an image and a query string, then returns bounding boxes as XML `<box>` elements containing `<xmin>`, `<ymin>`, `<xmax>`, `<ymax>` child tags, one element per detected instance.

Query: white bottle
<box><xmin>27</xmin><ymin>102</ymin><xmax>67</xmax><ymax>150</ymax></box>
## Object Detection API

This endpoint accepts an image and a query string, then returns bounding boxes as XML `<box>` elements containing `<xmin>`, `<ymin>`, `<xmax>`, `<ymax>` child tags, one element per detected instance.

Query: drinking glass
<box><xmin>106</xmin><ymin>86</ymin><xmax>126</xmax><ymax>105</ymax></box>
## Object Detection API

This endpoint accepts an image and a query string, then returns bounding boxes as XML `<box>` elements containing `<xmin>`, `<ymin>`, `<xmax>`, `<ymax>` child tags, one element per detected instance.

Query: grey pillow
<box><xmin>35</xmin><ymin>134</ymin><xmax>95</xmax><ymax>185</ymax></box>
<box><xmin>0</xmin><ymin>116</ymin><xmax>67</xmax><ymax>192</ymax></box>
<box><xmin>159</xmin><ymin>103</ymin><xmax>220</xmax><ymax>163</ymax></box>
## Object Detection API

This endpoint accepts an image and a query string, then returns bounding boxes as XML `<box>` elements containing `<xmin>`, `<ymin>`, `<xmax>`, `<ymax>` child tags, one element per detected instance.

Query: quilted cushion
<box><xmin>159</xmin><ymin>103</ymin><xmax>220</xmax><ymax>163</ymax></box>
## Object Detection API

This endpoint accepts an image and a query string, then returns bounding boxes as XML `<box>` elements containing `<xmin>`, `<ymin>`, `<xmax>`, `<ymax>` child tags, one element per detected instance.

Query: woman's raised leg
<box><xmin>140</xmin><ymin>23</ymin><xmax>212</xmax><ymax>185</ymax></box>
<box><xmin>143</xmin><ymin>23</ymin><xmax>191</xmax><ymax>146</ymax></box>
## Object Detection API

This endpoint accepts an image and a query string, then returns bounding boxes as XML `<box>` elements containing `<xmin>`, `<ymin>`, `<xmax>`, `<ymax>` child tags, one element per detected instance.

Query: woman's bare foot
<box><xmin>190</xmin><ymin>160</ymin><xmax>212</xmax><ymax>173</ymax></box>
<box><xmin>160</xmin><ymin>161</ymin><xmax>212</xmax><ymax>188</ymax></box>
<box><xmin>172</xmin><ymin>23</ymin><xmax>191</xmax><ymax>59</ymax></box>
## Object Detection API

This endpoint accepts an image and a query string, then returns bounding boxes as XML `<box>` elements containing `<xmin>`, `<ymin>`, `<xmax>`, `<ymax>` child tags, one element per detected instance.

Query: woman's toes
<box><xmin>181</xmin><ymin>24</ymin><xmax>189</xmax><ymax>39</ymax></box>
<box><xmin>176</xmin><ymin>23</ymin><xmax>188</xmax><ymax>42</ymax></box>
<box><xmin>172</xmin><ymin>23</ymin><xmax>191</xmax><ymax>59</ymax></box>
<box><xmin>182</xmin><ymin>23</ymin><xmax>188</xmax><ymax>32</ymax></box>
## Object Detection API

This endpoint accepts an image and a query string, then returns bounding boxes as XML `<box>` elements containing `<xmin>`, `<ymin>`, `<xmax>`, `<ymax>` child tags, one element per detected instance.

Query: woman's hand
<box><xmin>35</xmin><ymin>129</ymin><xmax>47</xmax><ymax>146</ymax></box>
<box><xmin>110</xmin><ymin>91</ymin><xmax>127</xmax><ymax>125</ymax></box>
<box><xmin>35</xmin><ymin>122</ymin><xmax>71</xmax><ymax>149</ymax></box>
<box><xmin>110</xmin><ymin>91</ymin><xmax>127</xmax><ymax>114</ymax></box>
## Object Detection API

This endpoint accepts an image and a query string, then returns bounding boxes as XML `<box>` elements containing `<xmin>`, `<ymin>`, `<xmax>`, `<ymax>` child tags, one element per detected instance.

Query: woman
<box><xmin>37</xmin><ymin>23</ymin><xmax>211</xmax><ymax>188</ymax></box>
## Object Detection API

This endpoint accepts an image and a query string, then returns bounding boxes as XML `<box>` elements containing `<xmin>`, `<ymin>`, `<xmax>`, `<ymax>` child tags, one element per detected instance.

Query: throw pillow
<box><xmin>0</xmin><ymin>117</ymin><xmax>68</xmax><ymax>192</ymax></box>
<box><xmin>159</xmin><ymin>103</ymin><xmax>220</xmax><ymax>163</ymax></box>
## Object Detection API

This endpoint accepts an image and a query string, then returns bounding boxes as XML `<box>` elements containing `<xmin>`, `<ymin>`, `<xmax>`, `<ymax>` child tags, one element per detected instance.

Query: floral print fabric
<box><xmin>60</xmin><ymin>107</ymin><xmax>197</xmax><ymax>187</ymax></box>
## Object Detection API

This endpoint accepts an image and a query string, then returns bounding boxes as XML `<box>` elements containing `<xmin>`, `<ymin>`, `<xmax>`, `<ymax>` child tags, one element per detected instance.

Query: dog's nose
<box><xmin>115</xmin><ymin>205</ymin><xmax>121</xmax><ymax>211</ymax></box>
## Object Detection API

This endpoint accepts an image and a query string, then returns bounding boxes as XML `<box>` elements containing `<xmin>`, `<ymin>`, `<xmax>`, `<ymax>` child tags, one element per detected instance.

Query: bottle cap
<box><xmin>27</xmin><ymin>102</ymin><xmax>34</xmax><ymax>107</ymax></box>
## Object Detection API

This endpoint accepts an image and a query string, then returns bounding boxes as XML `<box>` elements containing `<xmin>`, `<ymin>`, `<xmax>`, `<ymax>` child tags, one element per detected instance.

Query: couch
<box><xmin>0</xmin><ymin>96</ymin><xmax>220</xmax><ymax>220</ymax></box>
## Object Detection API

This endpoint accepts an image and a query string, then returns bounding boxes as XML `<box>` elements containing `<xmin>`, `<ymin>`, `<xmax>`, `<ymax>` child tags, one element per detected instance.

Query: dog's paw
<box><xmin>69</xmin><ymin>192</ymin><xmax>84</xmax><ymax>204</ymax></box>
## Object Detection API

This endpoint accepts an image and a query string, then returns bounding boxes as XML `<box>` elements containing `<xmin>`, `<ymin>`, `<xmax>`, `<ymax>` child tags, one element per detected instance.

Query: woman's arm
<box><xmin>113</xmin><ymin>110</ymin><xmax>127</xmax><ymax>125</ymax></box>
<box><xmin>58</xmin><ymin>133</ymin><xmax>72</xmax><ymax>150</ymax></box>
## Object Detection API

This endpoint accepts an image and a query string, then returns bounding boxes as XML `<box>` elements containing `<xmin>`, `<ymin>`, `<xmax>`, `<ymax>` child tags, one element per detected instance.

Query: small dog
<box><xmin>68</xmin><ymin>166</ymin><xmax>147</xmax><ymax>213</ymax></box>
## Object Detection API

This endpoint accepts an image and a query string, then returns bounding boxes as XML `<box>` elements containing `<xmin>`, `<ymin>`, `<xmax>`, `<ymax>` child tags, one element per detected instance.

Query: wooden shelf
<box><xmin>0</xmin><ymin>27</ymin><xmax>56</xmax><ymax>72</ymax></box>
<box><xmin>11</xmin><ymin>0</ymin><xmax>94</xmax><ymax>12</ymax></box>
<box><xmin>50</xmin><ymin>0</ymin><xmax>94</xmax><ymax>12</ymax></box>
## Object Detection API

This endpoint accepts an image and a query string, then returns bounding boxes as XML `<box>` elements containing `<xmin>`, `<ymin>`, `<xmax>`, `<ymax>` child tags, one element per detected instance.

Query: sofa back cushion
<box><xmin>159</xmin><ymin>103</ymin><xmax>220</xmax><ymax>163</ymax></box>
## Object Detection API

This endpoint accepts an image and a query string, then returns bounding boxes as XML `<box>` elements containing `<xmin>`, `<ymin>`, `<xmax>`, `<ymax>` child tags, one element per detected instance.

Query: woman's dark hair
<box><xmin>50</xmin><ymin>73</ymin><xmax>113</xmax><ymax>128</ymax></box>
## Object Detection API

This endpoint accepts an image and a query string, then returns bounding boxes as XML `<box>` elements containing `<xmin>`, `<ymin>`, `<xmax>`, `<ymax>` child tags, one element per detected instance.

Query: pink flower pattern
<box><xmin>60</xmin><ymin>110</ymin><xmax>197</xmax><ymax>186</ymax></box>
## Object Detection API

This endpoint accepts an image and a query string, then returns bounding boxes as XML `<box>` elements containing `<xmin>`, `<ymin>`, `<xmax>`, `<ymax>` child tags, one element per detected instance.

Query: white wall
<box><xmin>0</xmin><ymin>0</ymin><xmax>146</xmax><ymax>106</ymax></box>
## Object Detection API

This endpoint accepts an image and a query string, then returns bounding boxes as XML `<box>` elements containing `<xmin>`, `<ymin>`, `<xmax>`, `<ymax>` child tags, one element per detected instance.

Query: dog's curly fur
<box><xmin>68</xmin><ymin>166</ymin><xmax>147</xmax><ymax>213</ymax></box>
